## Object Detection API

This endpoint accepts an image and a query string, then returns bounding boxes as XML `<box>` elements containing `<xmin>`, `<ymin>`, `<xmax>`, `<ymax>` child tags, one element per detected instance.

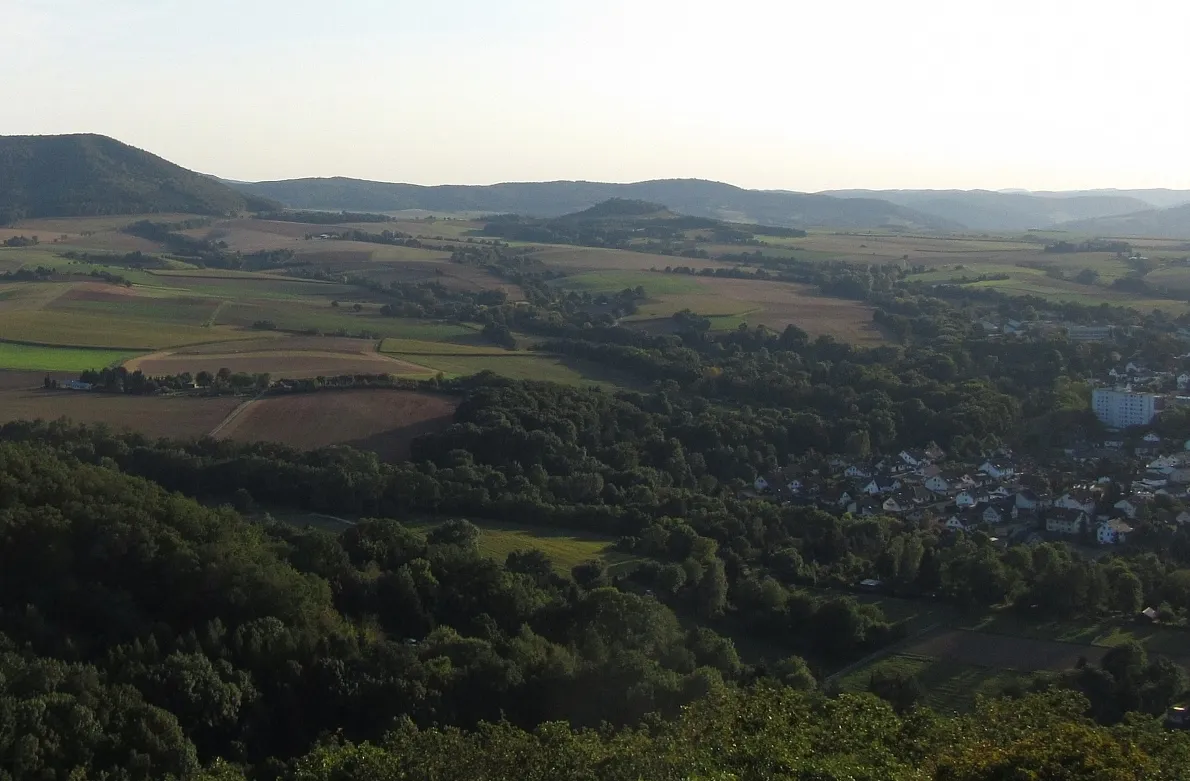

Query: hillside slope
<box><xmin>1029</xmin><ymin>188</ymin><xmax>1190</xmax><ymax>209</ymax></box>
<box><xmin>0</xmin><ymin>134</ymin><xmax>275</xmax><ymax>224</ymax></box>
<box><xmin>1058</xmin><ymin>203</ymin><xmax>1190</xmax><ymax>239</ymax></box>
<box><xmin>822</xmin><ymin>188</ymin><xmax>1151</xmax><ymax>231</ymax></box>
<box><xmin>228</xmin><ymin>177</ymin><xmax>959</xmax><ymax>231</ymax></box>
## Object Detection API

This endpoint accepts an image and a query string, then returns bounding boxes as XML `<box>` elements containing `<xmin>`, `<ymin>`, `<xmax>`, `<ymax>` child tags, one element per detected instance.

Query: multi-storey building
<box><xmin>1092</xmin><ymin>388</ymin><xmax>1159</xmax><ymax>429</ymax></box>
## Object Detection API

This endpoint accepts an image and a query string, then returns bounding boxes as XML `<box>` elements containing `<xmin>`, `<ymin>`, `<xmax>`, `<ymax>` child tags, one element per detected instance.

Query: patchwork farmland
<box><xmin>7</xmin><ymin>207</ymin><xmax>1190</xmax><ymax>459</ymax></box>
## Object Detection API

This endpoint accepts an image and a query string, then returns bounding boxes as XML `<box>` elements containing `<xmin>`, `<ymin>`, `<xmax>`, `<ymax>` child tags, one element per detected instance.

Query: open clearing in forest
<box><xmin>404</xmin><ymin>518</ymin><xmax>640</xmax><ymax>575</ymax></box>
<box><xmin>835</xmin><ymin>625</ymin><xmax>1111</xmax><ymax>714</ymax></box>
<box><xmin>903</xmin><ymin>627</ymin><xmax>1109</xmax><ymax>670</ymax></box>
<box><xmin>0</xmin><ymin>389</ymin><xmax>241</xmax><ymax>439</ymax></box>
<box><xmin>214</xmin><ymin>389</ymin><xmax>459</xmax><ymax>461</ymax></box>
<box><xmin>275</xmin><ymin>511</ymin><xmax>638</xmax><ymax>576</ymax></box>
<box><xmin>832</xmin><ymin>617</ymin><xmax>1190</xmax><ymax>713</ymax></box>
<box><xmin>835</xmin><ymin>653</ymin><xmax>1033</xmax><ymax>713</ymax></box>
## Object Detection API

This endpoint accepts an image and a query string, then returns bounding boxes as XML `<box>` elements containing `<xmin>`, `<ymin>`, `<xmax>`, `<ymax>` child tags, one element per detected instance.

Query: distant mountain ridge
<box><xmin>0</xmin><ymin>134</ymin><xmax>275</xmax><ymax>224</ymax></box>
<box><xmin>227</xmin><ymin>177</ymin><xmax>961</xmax><ymax>231</ymax></box>
<box><xmin>5</xmin><ymin>133</ymin><xmax>1188</xmax><ymax>234</ymax></box>
<box><xmin>1056</xmin><ymin>203</ymin><xmax>1190</xmax><ymax>239</ymax></box>
<box><xmin>1025</xmin><ymin>189</ymin><xmax>1190</xmax><ymax>209</ymax></box>
<box><xmin>820</xmin><ymin>189</ymin><xmax>1156</xmax><ymax>231</ymax></box>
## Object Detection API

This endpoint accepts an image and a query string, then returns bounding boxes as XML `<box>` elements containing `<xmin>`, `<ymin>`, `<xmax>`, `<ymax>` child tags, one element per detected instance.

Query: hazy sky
<box><xmin>4</xmin><ymin>0</ymin><xmax>1189</xmax><ymax>191</ymax></box>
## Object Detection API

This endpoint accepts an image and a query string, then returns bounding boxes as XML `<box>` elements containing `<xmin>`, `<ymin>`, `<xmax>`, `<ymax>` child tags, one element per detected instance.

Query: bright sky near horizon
<box><xmin>3</xmin><ymin>0</ymin><xmax>1188</xmax><ymax>191</ymax></box>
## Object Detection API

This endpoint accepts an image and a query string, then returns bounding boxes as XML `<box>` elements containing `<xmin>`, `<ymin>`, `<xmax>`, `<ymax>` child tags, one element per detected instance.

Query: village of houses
<box><xmin>748</xmin><ymin>357</ymin><xmax>1190</xmax><ymax>551</ymax></box>
<box><xmin>751</xmin><ymin>416</ymin><xmax>1190</xmax><ymax>552</ymax></box>
<box><xmin>751</xmin><ymin>444</ymin><xmax>1149</xmax><ymax>549</ymax></box>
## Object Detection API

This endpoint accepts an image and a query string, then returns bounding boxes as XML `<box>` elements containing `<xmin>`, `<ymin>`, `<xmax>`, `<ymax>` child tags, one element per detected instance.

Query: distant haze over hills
<box><xmin>3</xmin><ymin>134</ymin><xmax>1190</xmax><ymax>236</ymax></box>
<box><xmin>1023</xmin><ymin>189</ymin><xmax>1190</xmax><ymax>209</ymax></box>
<box><xmin>1056</xmin><ymin>203</ymin><xmax>1190</xmax><ymax>239</ymax></box>
<box><xmin>225</xmin><ymin>177</ymin><xmax>959</xmax><ymax>232</ymax></box>
<box><xmin>821</xmin><ymin>189</ymin><xmax>1190</xmax><ymax>232</ymax></box>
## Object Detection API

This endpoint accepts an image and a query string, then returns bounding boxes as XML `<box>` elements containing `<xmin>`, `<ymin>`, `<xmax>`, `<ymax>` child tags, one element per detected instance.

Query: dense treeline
<box><xmin>14</xmin><ymin>372</ymin><xmax>1190</xmax><ymax>628</ymax></box>
<box><xmin>283</xmin><ymin>687</ymin><xmax>1190</xmax><ymax>780</ymax></box>
<box><xmin>8</xmin><ymin>379</ymin><xmax>1190</xmax><ymax>775</ymax></box>
<box><xmin>0</xmin><ymin>441</ymin><xmax>765</xmax><ymax>778</ymax></box>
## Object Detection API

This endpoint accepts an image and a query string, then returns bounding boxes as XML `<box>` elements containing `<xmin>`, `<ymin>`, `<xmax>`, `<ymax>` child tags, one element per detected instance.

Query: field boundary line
<box><xmin>208</xmin><ymin>391</ymin><xmax>266</xmax><ymax>438</ymax></box>
<box><xmin>203</xmin><ymin>300</ymin><xmax>229</xmax><ymax>327</ymax></box>
<box><xmin>0</xmin><ymin>337</ymin><xmax>150</xmax><ymax>352</ymax></box>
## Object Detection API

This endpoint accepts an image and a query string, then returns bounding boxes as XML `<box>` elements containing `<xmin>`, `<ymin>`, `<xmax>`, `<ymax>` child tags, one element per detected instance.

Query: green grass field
<box><xmin>0</xmin><ymin>342</ymin><xmax>139</xmax><ymax>371</ymax></box>
<box><xmin>273</xmin><ymin>512</ymin><xmax>637</xmax><ymax>576</ymax></box>
<box><xmin>406</xmin><ymin>518</ymin><xmax>639</xmax><ymax>575</ymax></box>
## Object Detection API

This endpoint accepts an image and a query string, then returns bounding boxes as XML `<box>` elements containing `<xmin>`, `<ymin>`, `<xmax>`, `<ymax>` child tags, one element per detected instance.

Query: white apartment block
<box><xmin>1092</xmin><ymin>388</ymin><xmax>1159</xmax><ymax>429</ymax></box>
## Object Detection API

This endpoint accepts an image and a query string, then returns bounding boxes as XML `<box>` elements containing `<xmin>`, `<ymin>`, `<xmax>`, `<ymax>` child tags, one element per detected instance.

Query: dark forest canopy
<box><xmin>3</xmin><ymin>423</ymin><xmax>1190</xmax><ymax>779</ymax></box>
<box><xmin>0</xmin><ymin>134</ymin><xmax>276</xmax><ymax>224</ymax></box>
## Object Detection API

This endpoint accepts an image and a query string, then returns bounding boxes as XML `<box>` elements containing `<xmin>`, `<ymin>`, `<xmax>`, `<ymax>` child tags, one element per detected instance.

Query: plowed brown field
<box><xmin>214</xmin><ymin>389</ymin><xmax>457</xmax><ymax>460</ymax></box>
<box><xmin>0</xmin><ymin>389</ymin><xmax>241</xmax><ymax>439</ymax></box>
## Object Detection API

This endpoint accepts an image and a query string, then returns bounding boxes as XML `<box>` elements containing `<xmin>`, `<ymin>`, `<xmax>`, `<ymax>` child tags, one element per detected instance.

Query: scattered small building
<box><xmin>1097</xmin><ymin>518</ymin><xmax>1133</xmax><ymax>545</ymax></box>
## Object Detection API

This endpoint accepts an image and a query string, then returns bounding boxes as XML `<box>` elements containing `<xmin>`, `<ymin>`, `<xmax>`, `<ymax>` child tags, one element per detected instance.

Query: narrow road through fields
<box><xmin>208</xmin><ymin>389</ymin><xmax>267</xmax><ymax>437</ymax></box>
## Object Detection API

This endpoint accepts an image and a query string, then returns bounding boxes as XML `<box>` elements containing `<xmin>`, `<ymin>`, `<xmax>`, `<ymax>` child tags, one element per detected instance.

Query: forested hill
<box><xmin>1057</xmin><ymin>202</ymin><xmax>1190</xmax><ymax>239</ymax></box>
<box><xmin>0</xmin><ymin>134</ymin><xmax>277</xmax><ymax>224</ymax></box>
<box><xmin>226</xmin><ymin>176</ymin><xmax>959</xmax><ymax>231</ymax></box>
<box><xmin>821</xmin><ymin>188</ymin><xmax>1154</xmax><ymax>231</ymax></box>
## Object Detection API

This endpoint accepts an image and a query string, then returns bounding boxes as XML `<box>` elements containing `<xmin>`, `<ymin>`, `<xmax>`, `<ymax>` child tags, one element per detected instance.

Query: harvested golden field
<box><xmin>0</xmin><ymin>389</ymin><xmax>241</xmax><ymax>439</ymax></box>
<box><xmin>215</xmin><ymin>389</ymin><xmax>458</xmax><ymax>461</ymax></box>
<box><xmin>680</xmin><ymin>277</ymin><xmax>885</xmax><ymax>345</ymax></box>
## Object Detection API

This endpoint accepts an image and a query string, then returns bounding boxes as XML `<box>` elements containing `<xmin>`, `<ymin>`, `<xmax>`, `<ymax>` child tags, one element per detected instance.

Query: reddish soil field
<box><xmin>0</xmin><ymin>389</ymin><xmax>241</xmax><ymax>439</ymax></box>
<box><xmin>126</xmin><ymin>350</ymin><xmax>430</xmax><ymax>379</ymax></box>
<box><xmin>59</xmin><ymin>283</ymin><xmax>154</xmax><ymax>303</ymax></box>
<box><xmin>215</xmin><ymin>389</ymin><xmax>458</xmax><ymax>461</ymax></box>
<box><xmin>0</xmin><ymin>370</ymin><xmax>74</xmax><ymax>390</ymax></box>
<box><xmin>904</xmin><ymin>628</ymin><xmax>1109</xmax><ymax>672</ymax></box>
